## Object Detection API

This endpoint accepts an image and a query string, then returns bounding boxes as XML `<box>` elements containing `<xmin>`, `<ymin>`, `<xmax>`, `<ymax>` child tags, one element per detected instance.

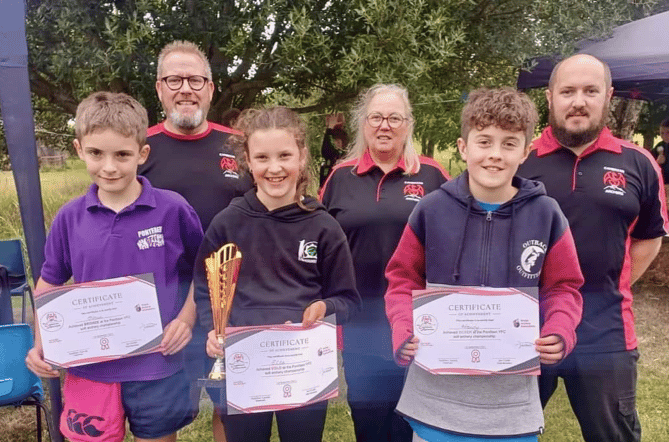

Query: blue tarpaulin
<box><xmin>0</xmin><ymin>0</ymin><xmax>63</xmax><ymax>440</ymax></box>
<box><xmin>518</xmin><ymin>11</ymin><xmax>669</xmax><ymax>102</ymax></box>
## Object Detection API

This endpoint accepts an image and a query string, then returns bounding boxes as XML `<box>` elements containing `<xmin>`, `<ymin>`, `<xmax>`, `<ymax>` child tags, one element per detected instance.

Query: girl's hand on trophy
<box><xmin>206</xmin><ymin>329</ymin><xmax>224</xmax><ymax>358</ymax></box>
<box><xmin>302</xmin><ymin>301</ymin><xmax>327</xmax><ymax>328</ymax></box>
<box><xmin>161</xmin><ymin>318</ymin><xmax>193</xmax><ymax>355</ymax></box>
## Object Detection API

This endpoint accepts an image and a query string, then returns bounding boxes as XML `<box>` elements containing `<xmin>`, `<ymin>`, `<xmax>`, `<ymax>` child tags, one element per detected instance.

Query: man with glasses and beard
<box><xmin>139</xmin><ymin>40</ymin><xmax>252</xmax><ymax>442</ymax></box>
<box><xmin>518</xmin><ymin>54</ymin><xmax>668</xmax><ymax>442</ymax></box>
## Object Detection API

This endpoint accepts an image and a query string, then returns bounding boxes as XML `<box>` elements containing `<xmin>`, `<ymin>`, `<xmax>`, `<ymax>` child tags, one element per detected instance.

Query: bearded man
<box><xmin>139</xmin><ymin>40</ymin><xmax>252</xmax><ymax>442</ymax></box>
<box><xmin>518</xmin><ymin>54</ymin><xmax>668</xmax><ymax>442</ymax></box>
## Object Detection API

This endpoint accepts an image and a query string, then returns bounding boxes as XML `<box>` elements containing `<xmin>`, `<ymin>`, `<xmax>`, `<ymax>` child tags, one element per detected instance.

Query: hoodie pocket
<box><xmin>415</xmin><ymin>370</ymin><xmax>533</xmax><ymax>408</ymax></box>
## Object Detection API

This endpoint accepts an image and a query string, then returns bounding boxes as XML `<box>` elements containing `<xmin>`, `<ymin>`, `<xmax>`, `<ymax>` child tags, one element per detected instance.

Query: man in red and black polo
<box><xmin>139</xmin><ymin>40</ymin><xmax>252</xmax><ymax>442</ymax></box>
<box><xmin>518</xmin><ymin>54</ymin><xmax>668</xmax><ymax>442</ymax></box>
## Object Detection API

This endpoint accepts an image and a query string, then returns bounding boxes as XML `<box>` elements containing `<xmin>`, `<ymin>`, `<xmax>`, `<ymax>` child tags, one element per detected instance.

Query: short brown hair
<box><xmin>157</xmin><ymin>40</ymin><xmax>212</xmax><ymax>80</ymax></box>
<box><xmin>75</xmin><ymin>91</ymin><xmax>148</xmax><ymax>146</ymax></box>
<box><xmin>460</xmin><ymin>87</ymin><xmax>538</xmax><ymax>147</ymax></box>
<box><xmin>231</xmin><ymin>106</ymin><xmax>313</xmax><ymax>210</ymax></box>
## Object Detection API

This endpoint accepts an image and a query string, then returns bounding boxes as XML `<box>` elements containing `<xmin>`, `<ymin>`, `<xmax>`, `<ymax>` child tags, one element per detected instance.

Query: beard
<box><xmin>549</xmin><ymin>105</ymin><xmax>607</xmax><ymax>149</ymax></box>
<box><xmin>168</xmin><ymin>108</ymin><xmax>205</xmax><ymax>132</ymax></box>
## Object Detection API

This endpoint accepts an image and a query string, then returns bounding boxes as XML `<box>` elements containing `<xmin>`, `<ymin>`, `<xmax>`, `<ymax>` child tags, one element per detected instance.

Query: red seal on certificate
<box><xmin>471</xmin><ymin>349</ymin><xmax>480</xmax><ymax>363</ymax></box>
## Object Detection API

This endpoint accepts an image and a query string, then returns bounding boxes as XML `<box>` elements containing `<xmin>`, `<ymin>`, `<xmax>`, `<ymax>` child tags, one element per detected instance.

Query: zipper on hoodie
<box><xmin>479</xmin><ymin>211</ymin><xmax>493</xmax><ymax>285</ymax></box>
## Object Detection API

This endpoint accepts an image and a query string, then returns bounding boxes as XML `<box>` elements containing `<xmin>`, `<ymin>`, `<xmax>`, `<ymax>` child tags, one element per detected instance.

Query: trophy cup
<box><xmin>205</xmin><ymin>243</ymin><xmax>242</xmax><ymax>380</ymax></box>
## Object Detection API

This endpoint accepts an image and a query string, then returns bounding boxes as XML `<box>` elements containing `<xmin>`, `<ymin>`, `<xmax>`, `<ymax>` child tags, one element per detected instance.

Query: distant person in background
<box><xmin>651</xmin><ymin>117</ymin><xmax>669</xmax><ymax>183</ymax></box>
<box><xmin>320</xmin><ymin>84</ymin><xmax>449</xmax><ymax>442</ymax></box>
<box><xmin>319</xmin><ymin>113</ymin><xmax>348</xmax><ymax>187</ymax></box>
<box><xmin>138</xmin><ymin>40</ymin><xmax>253</xmax><ymax>442</ymax></box>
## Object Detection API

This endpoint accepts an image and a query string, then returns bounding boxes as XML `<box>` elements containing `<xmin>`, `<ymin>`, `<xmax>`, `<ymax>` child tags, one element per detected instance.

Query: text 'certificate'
<box><xmin>225</xmin><ymin>315</ymin><xmax>338</xmax><ymax>414</ymax></box>
<box><xmin>413</xmin><ymin>286</ymin><xmax>539</xmax><ymax>375</ymax></box>
<box><xmin>35</xmin><ymin>274</ymin><xmax>163</xmax><ymax>368</ymax></box>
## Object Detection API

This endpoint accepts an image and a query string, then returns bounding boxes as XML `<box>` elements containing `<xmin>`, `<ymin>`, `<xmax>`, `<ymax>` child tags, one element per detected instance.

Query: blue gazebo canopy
<box><xmin>518</xmin><ymin>11</ymin><xmax>669</xmax><ymax>102</ymax></box>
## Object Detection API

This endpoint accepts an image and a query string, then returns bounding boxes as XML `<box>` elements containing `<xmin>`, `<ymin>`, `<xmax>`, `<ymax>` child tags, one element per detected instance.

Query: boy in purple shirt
<box><xmin>26</xmin><ymin>92</ymin><xmax>204</xmax><ymax>442</ymax></box>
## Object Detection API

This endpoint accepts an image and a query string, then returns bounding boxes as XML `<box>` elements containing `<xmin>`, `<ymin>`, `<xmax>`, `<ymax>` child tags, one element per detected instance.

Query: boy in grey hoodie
<box><xmin>385</xmin><ymin>88</ymin><xmax>584</xmax><ymax>441</ymax></box>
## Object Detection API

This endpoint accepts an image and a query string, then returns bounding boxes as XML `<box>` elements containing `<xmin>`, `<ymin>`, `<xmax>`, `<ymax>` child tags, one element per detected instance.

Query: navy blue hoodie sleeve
<box><xmin>317</xmin><ymin>218</ymin><xmax>362</xmax><ymax>324</ymax></box>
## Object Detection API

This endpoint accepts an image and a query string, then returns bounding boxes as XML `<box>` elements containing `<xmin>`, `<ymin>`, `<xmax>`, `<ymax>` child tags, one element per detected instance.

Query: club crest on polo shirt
<box><xmin>298</xmin><ymin>239</ymin><xmax>318</xmax><ymax>263</ymax></box>
<box><xmin>403</xmin><ymin>181</ymin><xmax>425</xmax><ymax>202</ymax></box>
<box><xmin>136</xmin><ymin>226</ymin><xmax>165</xmax><ymax>250</ymax></box>
<box><xmin>602</xmin><ymin>166</ymin><xmax>626</xmax><ymax>196</ymax></box>
<box><xmin>219</xmin><ymin>153</ymin><xmax>241</xmax><ymax>179</ymax></box>
<box><xmin>516</xmin><ymin>240</ymin><xmax>547</xmax><ymax>279</ymax></box>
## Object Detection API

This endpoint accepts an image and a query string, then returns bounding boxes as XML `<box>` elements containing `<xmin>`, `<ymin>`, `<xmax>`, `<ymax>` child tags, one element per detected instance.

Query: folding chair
<box><xmin>0</xmin><ymin>239</ymin><xmax>34</xmax><ymax>323</ymax></box>
<box><xmin>0</xmin><ymin>240</ymin><xmax>52</xmax><ymax>441</ymax></box>
<box><xmin>0</xmin><ymin>323</ymin><xmax>48</xmax><ymax>441</ymax></box>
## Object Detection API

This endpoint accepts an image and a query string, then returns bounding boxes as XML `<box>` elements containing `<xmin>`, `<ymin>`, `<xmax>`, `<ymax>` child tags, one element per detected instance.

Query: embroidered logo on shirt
<box><xmin>603</xmin><ymin>167</ymin><xmax>626</xmax><ymax>196</ymax></box>
<box><xmin>403</xmin><ymin>181</ymin><xmax>425</xmax><ymax>202</ymax></box>
<box><xmin>516</xmin><ymin>240</ymin><xmax>547</xmax><ymax>279</ymax></box>
<box><xmin>220</xmin><ymin>153</ymin><xmax>241</xmax><ymax>179</ymax></box>
<box><xmin>136</xmin><ymin>226</ymin><xmax>165</xmax><ymax>250</ymax></box>
<box><xmin>298</xmin><ymin>239</ymin><xmax>318</xmax><ymax>263</ymax></box>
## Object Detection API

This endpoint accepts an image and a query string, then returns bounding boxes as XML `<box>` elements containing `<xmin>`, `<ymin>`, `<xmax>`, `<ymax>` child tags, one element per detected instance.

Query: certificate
<box><xmin>225</xmin><ymin>315</ymin><xmax>338</xmax><ymax>414</ymax></box>
<box><xmin>35</xmin><ymin>274</ymin><xmax>163</xmax><ymax>368</ymax></box>
<box><xmin>412</xmin><ymin>285</ymin><xmax>540</xmax><ymax>375</ymax></box>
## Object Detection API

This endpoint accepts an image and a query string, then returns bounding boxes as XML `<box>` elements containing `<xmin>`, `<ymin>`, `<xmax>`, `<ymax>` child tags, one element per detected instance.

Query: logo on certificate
<box><xmin>471</xmin><ymin>349</ymin><xmax>481</xmax><ymax>363</ymax></box>
<box><xmin>40</xmin><ymin>312</ymin><xmax>64</xmax><ymax>332</ymax></box>
<box><xmin>228</xmin><ymin>352</ymin><xmax>250</xmax><ymax>373</ymax></box>
<box><xmin>415</xmin><ymin>314</ymin><xmax>438</xmax><ymax>335</ymax></box>
<box><xmin>283</xmin><ymin>384</ymin><xmax>292</xmax><ymax>398</ymax></box>
<box><xmin>100</xmin><ymin>338</ymin><xmax>110</xmax><ymax>350</ymax></box>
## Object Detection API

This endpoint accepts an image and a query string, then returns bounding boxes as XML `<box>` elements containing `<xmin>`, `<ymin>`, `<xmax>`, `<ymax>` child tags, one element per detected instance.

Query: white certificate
<box><xmin>225</xmin><ymin>315</ymin><xmax>338</xmax><ymax>414</ymax></box>
<box><xmin>35</xmin><ymin>274</ymin><xmax>163</xmax><ymax>368</ymax></box>
<box><xmin>412</xmin><ymin>285</ymin><xmax>540</xmax><ymax>375</ymax></box>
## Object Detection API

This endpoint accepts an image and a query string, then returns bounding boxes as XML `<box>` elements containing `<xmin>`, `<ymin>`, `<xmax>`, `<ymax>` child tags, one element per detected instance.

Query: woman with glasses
<box><xmin>320</xmin><ymin>84</ymin><xmax>449</xmax><ymax>442</ymax></box>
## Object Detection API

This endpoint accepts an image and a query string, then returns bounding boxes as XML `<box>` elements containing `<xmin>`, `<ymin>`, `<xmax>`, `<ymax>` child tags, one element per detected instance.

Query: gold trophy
<box><xmin>205</xmin><ymin>243</ymin><xmax>242</xmax><ymax>380</ymax></box>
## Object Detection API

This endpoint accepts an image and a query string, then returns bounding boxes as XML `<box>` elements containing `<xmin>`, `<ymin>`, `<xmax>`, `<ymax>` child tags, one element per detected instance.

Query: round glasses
<box><xmin>161</xmin><ymin>75</ymin><xmax>209</xmax><ymax>91</ymax></box>
<box><xmin>366</xmin><ymin>112</ymin><xmax>409</xmax><ymax>129</ymax></box>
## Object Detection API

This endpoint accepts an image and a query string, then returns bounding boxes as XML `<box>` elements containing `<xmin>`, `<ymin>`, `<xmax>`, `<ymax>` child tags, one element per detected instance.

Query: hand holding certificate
<box><xmin>35</xmin><ymin>274</ymin><xmax>163</xmax><ymax>369</ymax></box>
<box><xmin>412</xmin><ymin>285</ymin><xmax>540</xmax><ymax>375</ymax></box>
<box><xmin>224</xmin><ymin>315</ymin><xmax>338</xmax><ymax>415</ymax></box>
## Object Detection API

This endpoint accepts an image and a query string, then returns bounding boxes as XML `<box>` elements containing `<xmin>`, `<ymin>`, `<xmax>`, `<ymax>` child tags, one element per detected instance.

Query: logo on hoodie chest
<box><xmin>403</xmin><ymin>181</ymin><xmax>425</xmax><ymax>202</ymax></box>
<box><xmin>516</xmin><ymin>240</ymin><xmax>546</xmax><ymax>279</ymax></box>
<box><xmin>298</xmin><ymin>240</ymin><xmax>318</xmax><ymax>263</ymax></box>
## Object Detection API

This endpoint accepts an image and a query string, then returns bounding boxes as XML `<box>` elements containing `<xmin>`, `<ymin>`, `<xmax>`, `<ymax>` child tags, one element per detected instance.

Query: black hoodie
<box><xmin>194</xmin><ymin>189</ymin><xmax>361</xmax><ymax>330</ymax></box>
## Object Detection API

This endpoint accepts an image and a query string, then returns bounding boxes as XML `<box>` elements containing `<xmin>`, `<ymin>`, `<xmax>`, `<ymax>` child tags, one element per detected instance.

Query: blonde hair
<box><xmin>156</xmin><ymin>40</ymin><xmax>212</xmax><ymax>80</ymax></box>
<box><xmin>345</xmin><ymin>83</ymin><xmax>420</xmax><ymax>174</ymax></box>
<box><xmin>232</xmin><ymin>106</ymin><xmax>313</xmax><ymax>210</ymax></box>
<box><xmin>460</xmin><ymin>87</ymin><xmax>538</xmax><ymax>148</ymax></box>
<box><xmin>75</xmin><ymin>91</ymin><xmax>148</xmax><ymax>146</ymax></box>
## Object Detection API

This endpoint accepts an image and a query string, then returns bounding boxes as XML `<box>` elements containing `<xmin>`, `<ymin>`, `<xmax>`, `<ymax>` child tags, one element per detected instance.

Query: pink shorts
<box><xmin>59</xmin><ymin>371</ymin><xmax>195</xmax><ymax>441</ymax></box>
<box><xmin>60</xmin><ymin>373</ymin><xmax>125</xmax><ymax>442</ymax></box>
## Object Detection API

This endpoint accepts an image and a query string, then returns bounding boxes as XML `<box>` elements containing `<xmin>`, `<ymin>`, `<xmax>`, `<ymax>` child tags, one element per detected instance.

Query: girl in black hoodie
<box><xmin>194</xmin><ymin>106</ymin><xmax>361</xmax><ymax>442</ymax></box>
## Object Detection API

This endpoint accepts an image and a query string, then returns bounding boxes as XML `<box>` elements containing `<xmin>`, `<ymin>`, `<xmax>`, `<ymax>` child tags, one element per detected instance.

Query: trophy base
<box><xmin>209</xmin><ymin>357</ymin><xmax>226</xmax><ymax>380</ymax></box>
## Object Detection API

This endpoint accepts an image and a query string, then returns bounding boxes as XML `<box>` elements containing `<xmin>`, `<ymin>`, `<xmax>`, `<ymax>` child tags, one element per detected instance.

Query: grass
<box><xmin>2</xmin><ymin>162</ymin><xmax>669</xmax><ymax>441</ymax></box>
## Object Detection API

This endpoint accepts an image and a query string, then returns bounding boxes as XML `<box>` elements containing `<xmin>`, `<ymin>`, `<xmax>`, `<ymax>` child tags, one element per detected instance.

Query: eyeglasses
<box><xmin>160</xmin><ymin>75</ymin><xmax>209</xmax><ymax>91</ymax></box>
<box><xmin>366</xmin><ymin>112</ymin><xmax>410</xmax><ymax>129</ymax></box>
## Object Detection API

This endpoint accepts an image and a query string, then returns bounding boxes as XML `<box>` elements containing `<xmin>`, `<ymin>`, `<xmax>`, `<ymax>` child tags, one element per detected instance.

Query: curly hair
<box><xmin>460</xmin><ymin>87</ymin><xmax>538</xmax><ymax>147</ymax></box>
<box><xmin>231</xmin><ymin>106</ymin><xmax>313</xmax><ymax>210</ymax></box>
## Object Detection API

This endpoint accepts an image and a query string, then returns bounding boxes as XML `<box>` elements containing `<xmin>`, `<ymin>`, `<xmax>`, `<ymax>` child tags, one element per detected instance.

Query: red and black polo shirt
<box><xmin>320</xmin><ymin>151</ymin><xmax>449</xmax><ymax>304</ymax></box>
<box><xmin>518</xmin><ymin>126</ymin><xmax>668</xmax><ymax>353</ymax></box>
<box><xmin>139</xmin><ymin>122</ymin><xmax>253</xmax><ymax>231</ymax></box>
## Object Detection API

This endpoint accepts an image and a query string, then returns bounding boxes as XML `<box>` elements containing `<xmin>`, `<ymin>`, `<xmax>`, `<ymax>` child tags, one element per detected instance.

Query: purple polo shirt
<box><xmin>40</xmin><ymin>176</ymin><xmax>203</xmax><ymax>382</ymax></box>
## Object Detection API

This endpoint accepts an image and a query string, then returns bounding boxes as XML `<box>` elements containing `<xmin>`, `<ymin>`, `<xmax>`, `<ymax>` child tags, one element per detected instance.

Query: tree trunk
<box><xmin>423</xmin><ymin>139</ymin><xmax>435</xmax><ymax>158</ymax></box>
<box><xmin>608</xmin><ymin>97</ymin><xmax>644</xmax><ymax>141</ymax></box>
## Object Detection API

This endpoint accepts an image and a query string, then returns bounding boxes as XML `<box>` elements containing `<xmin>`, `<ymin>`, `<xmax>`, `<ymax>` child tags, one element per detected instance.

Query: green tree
<box><xmin>25</xmin><ymin>0</ymin><xmax>661</xmax><ymax>166</ymax></box>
